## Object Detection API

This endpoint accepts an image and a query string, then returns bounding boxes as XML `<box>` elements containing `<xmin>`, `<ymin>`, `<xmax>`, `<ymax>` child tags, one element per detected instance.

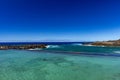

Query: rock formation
<box><xmin>91</xmin><ymin>39</ymin><xmax>120</xmax><ymax>46</ymax></box>
<box><xmin>0</xmin><ymin>44</ymin><xmax>47</xmax><ymax>50</ymax></box>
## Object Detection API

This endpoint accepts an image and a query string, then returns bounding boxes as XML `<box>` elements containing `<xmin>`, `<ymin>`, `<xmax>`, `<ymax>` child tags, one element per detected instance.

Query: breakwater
<box><xmin>0</xmin><ymin>44</ymin><xmax>47</xmax><ymax>50</ymax></box>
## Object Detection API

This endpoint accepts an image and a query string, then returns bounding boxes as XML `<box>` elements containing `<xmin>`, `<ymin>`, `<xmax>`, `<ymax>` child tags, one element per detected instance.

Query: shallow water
<box><xmin>0</xmin><ymin>50</ymin><xmax>120</xmax><ymax>80</ymax></box>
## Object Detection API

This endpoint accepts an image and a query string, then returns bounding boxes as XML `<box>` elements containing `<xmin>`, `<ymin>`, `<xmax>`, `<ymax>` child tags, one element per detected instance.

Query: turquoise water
<box><xmin>1</xmin><ymin>44</ymin><xmax>120</xmax><ymax>80</ymax></box>
<box><xmin>45</xmin><ymin>44</ymin><xmax>120</xmax><ymax>53</ymax></box>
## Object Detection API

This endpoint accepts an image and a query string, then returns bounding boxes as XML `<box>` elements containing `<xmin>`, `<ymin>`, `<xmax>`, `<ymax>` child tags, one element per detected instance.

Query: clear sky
<box><xmin>0</xmin><ymin>0</ymin><xmax>120</xmax><ymax>42</ymax></box>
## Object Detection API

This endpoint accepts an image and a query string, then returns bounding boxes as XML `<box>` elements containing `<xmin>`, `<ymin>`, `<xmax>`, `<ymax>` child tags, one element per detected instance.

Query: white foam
<box><xmin>83</xmin><ymin>44</ymin><xmax>93</xmax><ymax>46</ymax></box>
<box><xmin>113</xmin><ymin>51</ymin><xmax>120</xmax><ymax>54</ymax></box>
<box><xmin>28</xmin><ymin>48</ymin><xmax>42</xmax><ymax>50</ymax></box>
<box><xmin>46</xmin><ymin>45</ymin><xmax>60</xmax><ymax>48</ymax></box>
<box><xmin>101</xmin><ymin>46</ymin><xmax>105</xmax><ymax>47</ymax></box>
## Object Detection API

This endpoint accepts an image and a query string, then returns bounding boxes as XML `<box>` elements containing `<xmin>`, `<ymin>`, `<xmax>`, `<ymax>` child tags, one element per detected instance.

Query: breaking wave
<box><xmin>113</xmin><ymin>51</ymin><xmax>120</xmax><ymax>54</ymax></box>
<box><xmin>28</xmin><ymin>48</ymin><xmax>42</xmax><ymax>50</ymax></box>
<box><xmin>46</xmin><ymin>45</ymin><xmax>60</xmax><ymax>48</ymax></box>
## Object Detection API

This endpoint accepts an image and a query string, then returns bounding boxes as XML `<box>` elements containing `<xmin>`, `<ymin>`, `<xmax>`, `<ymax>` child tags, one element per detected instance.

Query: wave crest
<box><xmin>46</xmin><ymin>45</ymin><xmax>60</xmax><ymax>48</ymax></box>
<box><xmin>113</xmin><ymin>51</ymin><xmax>120</xmax><ymax>54</ymax></box>
<box><xmin>28</xmin><ymin>48</ymin><xmax>42</xmax><ymax>50</ymax></box>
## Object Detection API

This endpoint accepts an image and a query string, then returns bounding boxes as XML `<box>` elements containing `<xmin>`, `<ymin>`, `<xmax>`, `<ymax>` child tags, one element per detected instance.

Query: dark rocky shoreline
<box><xmin>90</xmin><ymin>39</ymin><xmax>120</xmax><ymax>46</ymax></box>
<box><xmin>0</xmin><ymin>44</ymin><xmax>47</xmax><ymax>50</ymax></box>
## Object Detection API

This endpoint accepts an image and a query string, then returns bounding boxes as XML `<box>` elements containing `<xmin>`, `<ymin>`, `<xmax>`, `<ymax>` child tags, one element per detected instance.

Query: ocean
<box><xmin>0</xmin><ymin>42</ymin><xmax>120</xmax><ymax>80</ymax></box>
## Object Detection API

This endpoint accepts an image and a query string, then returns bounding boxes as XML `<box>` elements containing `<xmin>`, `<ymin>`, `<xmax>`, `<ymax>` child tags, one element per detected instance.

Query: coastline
<box><xmin>0</xmin><ymin>44</ymin><xmax>47</xmax><ymax>50</ymax></box>
<box><xmin>0</xmin><ymin>42</ymin><xmax>90</xmax><ymax>50</ymax></box>
<box><xmin>85</xmin><ymin>39</ymin><xmax>120</xmax><ymax>47</ymax></box>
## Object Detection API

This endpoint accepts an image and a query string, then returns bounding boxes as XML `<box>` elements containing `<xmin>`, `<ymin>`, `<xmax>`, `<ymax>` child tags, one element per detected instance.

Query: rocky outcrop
<box><xmin>91</xmin><ymin>39</ymin><xmax>120</xmax><ymax>46</ymax></box>
<box><xmin>0</xmin><ymin>44</ymin><xmax>47</xmax><ymax>50</ymax></box>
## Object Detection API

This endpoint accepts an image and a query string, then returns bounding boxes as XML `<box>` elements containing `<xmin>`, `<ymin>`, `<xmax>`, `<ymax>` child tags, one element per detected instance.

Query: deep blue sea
<box><xmin>0</xmin><ymin>42</ymin><xmax>120</xmax><ymax>80</ymax></box>
<box><xmin>0</xmin><ymin>42</ymin><xmax>92</xmax><ymax>46</ymax></box>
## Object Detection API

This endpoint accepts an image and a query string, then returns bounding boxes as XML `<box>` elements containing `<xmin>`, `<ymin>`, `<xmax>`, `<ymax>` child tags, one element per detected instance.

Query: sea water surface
<box><xmin>1</xmin><ymin>43</ymin><xmax>120</xmax><ymax>80</ymax></box>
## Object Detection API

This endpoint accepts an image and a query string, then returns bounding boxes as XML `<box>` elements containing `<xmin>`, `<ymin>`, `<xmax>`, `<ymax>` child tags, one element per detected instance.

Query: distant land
<box><xmin>0</xmin><ymin>42</ymin><xmax>91</xmax><ymax>50</ymax></box>
<box><xmin>89</xmin><ymin>39</ymin><xmax>120</xmax><ymax>46</ymax></box>
<box><xmin>1</xmin><ymin>39</ymin><xmax>120</xmax><ymax>50</ymax></box>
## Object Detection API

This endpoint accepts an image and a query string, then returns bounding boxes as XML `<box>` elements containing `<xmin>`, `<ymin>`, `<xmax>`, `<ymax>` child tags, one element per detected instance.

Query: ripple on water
<box><xmin>0</xmin><ymin>50</ymin><xmax>120</xmax><ymax>80</ymax></box>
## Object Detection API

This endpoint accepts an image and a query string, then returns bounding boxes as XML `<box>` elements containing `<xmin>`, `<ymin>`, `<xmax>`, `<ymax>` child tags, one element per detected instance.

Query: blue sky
<box><xmin>0</xmin><ymin>0</ymin><xmax>120</xmax><ymax>41</ymax></box>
